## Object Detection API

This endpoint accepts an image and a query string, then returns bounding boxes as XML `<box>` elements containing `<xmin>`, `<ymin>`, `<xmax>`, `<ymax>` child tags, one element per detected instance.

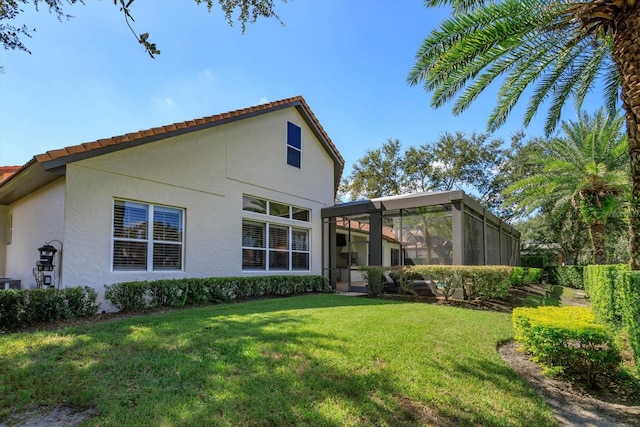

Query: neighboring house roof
<box><xmin>0</xmin><ymin>96</ymin><xmax>344</xmax><ymax>205</ymax></box>
<box><xmin>335</xmin><ymin>218</ymin><xmax>399</xmax><ymax>243</ymax></box>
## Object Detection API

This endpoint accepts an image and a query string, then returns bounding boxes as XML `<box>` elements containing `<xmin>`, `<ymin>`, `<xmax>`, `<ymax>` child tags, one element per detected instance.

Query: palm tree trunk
<box><xmin>589</xmin><ymin>221</ymin><xmax>607</xmax><ymax>264</ymax></box>
<box><xmin>612</xmin><ymin>7</ymin><xmax>640</xmax><ymax>269</ymax></box>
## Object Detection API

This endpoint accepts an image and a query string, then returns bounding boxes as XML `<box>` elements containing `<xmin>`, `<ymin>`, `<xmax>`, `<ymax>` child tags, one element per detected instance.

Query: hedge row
<box><xmin>411</xmin><ymin>265</ymin><xmax>513</xmax><ymax>300</ymax></box>
<box><xmin>104</xmin><ymin>275</ymin><xmax>330</xmax><ymax>311</ymax></box>
<box><xmin>544</xmin><ymin>266</ymin><xmax>584</xmax><ymax>288</ymax></box>
<box><xmin>583</xmin><ymin>264</ymin><xmax>628</xmax><ymax>327</ymax></box>
<box><xmin>622</xmin><ymin>272</ymin><xmax>640</xmax><ymax>370</ymax></box>
<box><xmin>0</xmin><ymin>287</ymin><xmax>99</xmax><ymax>331</ymax></box>
<box><xmin>509</xmin><ymin>267</ymin><xmax>543</xmax><ymax>286</ymax></box>
<box><xmin>513</xmin><ymin>306</ymin><xmax>620</xmax><ymax>385</ymax></box>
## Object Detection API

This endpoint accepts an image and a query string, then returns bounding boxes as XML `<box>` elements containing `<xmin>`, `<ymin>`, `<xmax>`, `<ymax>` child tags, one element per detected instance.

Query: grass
<box><xmin>0</xmin><ymin>295</ymin><xmax>557</xmax><ymax>426</ymax></box>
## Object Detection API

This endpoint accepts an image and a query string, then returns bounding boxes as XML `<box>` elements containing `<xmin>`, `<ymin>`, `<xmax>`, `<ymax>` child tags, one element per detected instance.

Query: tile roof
<box><xmin>0</xmin><ymin>96</ymin><xmax>344</xmax><ymax>203</ymax></box>
<box><xmin>33</xmin><ymin>95</ymin><xmax>344</xmax><ymax>165</ymax></box>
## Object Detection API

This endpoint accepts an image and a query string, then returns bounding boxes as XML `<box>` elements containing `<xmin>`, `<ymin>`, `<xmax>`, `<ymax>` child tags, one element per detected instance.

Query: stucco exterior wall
<box><xmin>3</xmin><ymin>179</ymin><xmax>65</xmax><ymax>289</ymax></box>
<box><xmin>60</xmin><ymin>107</ymin><xmax>336</xmax><ymax>310</ymax></box>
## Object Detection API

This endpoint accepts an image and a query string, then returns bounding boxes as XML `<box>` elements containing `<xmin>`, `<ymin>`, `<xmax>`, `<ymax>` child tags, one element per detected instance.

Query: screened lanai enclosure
<box><xmin>321</xmin><ymin>190</ymin><xmax>520</xmax><ymax>291</ymax></box>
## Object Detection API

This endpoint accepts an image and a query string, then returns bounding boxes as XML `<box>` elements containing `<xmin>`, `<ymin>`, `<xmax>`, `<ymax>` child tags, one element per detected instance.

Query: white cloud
<box><xmin>259</xmin><ymin>97</ymin><xmax>269</xmax><ymax>104</ymax></box>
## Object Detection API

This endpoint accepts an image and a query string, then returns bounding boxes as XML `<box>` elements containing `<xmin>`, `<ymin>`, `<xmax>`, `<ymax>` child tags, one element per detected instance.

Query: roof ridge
<box><xmin>34</xmin><ymin>95</ymin><xmax>310</xmax><ymax>163</ymax></box>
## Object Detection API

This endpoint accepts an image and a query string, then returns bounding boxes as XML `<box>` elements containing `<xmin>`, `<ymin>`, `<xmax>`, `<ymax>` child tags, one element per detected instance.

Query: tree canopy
<box><xmin>1</xmin><ymin>0</ymin><xmax>284</xmax><ymax>58</ymax></box>
<box><xmin>408</xmin><ymin>0</ymin><xmax>640</xmax><ymax>268</ymax></box>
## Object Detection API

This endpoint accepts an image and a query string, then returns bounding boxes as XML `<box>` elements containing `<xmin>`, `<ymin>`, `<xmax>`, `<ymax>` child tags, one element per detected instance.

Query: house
<box><xmin>0</xmin><ymin>96</ymin><xmax>344</xmax><ymax>308</ymax></box>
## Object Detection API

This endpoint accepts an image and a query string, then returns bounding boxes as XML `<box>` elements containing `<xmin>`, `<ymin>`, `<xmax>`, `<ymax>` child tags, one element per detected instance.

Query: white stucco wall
<box><xmin>3</xmin><ymin>179</ymin><xmax>66</xmax><ymax>289</ymax></box>
<box><xmin>60</xmin><ymin>107</ymin><xmax>336</xmax><ymax>310</ymax></box>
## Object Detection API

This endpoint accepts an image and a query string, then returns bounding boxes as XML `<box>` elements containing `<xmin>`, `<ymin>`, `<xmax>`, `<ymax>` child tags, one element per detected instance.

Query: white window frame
<box><xmin>241</xmin><ymin>220</ymin><xmax>311</xmax><ymax>272</ymax></box>
<box><xmin>112</xmin><ymin>199</ymin><xmax>185</xmax><ymax>272</ymax></box>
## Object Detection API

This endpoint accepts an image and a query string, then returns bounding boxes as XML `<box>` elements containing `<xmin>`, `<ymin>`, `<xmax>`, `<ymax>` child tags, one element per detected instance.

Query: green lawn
<box><xmin>0</xmin><ymin>295</ymin><xmax>556</xmax><ymax>426</ymax></box>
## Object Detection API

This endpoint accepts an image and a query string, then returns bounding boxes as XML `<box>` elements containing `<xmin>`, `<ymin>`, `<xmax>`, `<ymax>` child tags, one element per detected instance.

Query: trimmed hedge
<box><xmin>622</xmin><ymin>272</ymin><xmax>640</xmax><ymax>372</ymax></box>
<box><xmin>513</xmin><ymin>306</ymin><xmax>620</xmax><ymax>385</ymax></box>
<box><xmin>411</xmin><ymin>265</ymin><xmax>512</xmax><ymax>300</ymax></box>
<box><xmin>104</xmin><ymin>275</ymin><xmax>330</xmax><ymax>311</ymax></box>
<box><xmin>584</xmin><ymin>264</ymin><xmax>628</xmax><ymax>328</ymax></box>
<box><xmin>509</xmin><ymin>267</ymin><xmax>543</xmax><ymax>286</ymax></box>
<box><xmin>544</xmin><ymin>266</ymin><xmax>584</xmax><ymax>288</ymax></box>
<box><xmin>0</xmin><ymin>287</ymin><xmax>99</xmax><ymax>331</ymax></box>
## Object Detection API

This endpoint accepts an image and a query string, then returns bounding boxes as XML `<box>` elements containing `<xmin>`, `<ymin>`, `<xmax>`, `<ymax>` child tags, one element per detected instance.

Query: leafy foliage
<box><xmin>104</xmin><ymin>275</ymin><xmax>329</xmax><ymax>311</ymax></box>
<box><xmin>341</xmin><ymin>131</ymin><xmax>510</xmax><ymax>218</ymax></box>
<box><xmin>1</xmin><ymin>0</ymin><xmax>284</xmax><ymax>58</ymax></box>
<box><xmin>505</xmin><ymin>110</ymin><xmax>628</xmax><ymax>263</ymax></box>
<box><xmin>544</xmin><ymin>266</ymin><xmax>585</xmax><ymax>289</ymax></box>
<box><xmin>514</xmin><ymin>306</ymin><xmax>621</xmax><ymax>385</ymax></box>
<box><xmin>584</xmin><ymin>264</ymin><xmax>628</xmax><ymax>327</ymax></box>
<box><xmin>359</xmin><ymin>265</ymin><xmax>386</xmax><ymax>296</ymax></box>
<box><xmin>622</xmin><ymin>272</ymin><xmax>640</xmax><ymax>372</ymax></box>
<box><xmin>408</xmin><ymin>0</ymin><xmax>619</xmax><ymax>135</ymax></box>
<box><xmin>0</xmin><ymin>286</ymin><xmax>98</xmax><ymax>331</ymax></box>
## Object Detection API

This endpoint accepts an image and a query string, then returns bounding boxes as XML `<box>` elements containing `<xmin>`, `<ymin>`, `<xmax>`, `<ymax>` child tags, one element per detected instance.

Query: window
<box><xmin>113</xmin><ymin>200</ymin><xmax>184</xmax><ymax>271</ymax></box>
<box><xmin>242</xmin><ymin>220</ymin><xmax>309</xmax><ymax>271</ymax></box>
<box><xmin>243</xmin><ymin>195</ymin><xmax>310</xmax><ymax>222</ymax></box>
<box><xmin>391</xmin><ymin>248</ymin><xmax>400</xmax><ymax>266</ymax></box>
<box><xmin>287</xmin><ymin>121</ymin><xmax>301</xmax><ymax>168</ymax></box>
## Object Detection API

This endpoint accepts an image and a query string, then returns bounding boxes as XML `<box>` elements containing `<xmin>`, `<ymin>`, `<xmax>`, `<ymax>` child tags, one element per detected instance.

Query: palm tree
<box><xmin>504</xmin><ymin>110</ymin><xmax>628</xmax><ymax>264</ymax></box>
<box><xmin>408</xmin><ymin>0</ymin><xmax>640</xmax><ymax>267</ymax></box>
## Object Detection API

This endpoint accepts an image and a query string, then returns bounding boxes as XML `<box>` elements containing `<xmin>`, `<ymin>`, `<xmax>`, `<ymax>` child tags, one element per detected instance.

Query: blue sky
<box><xmin>0</xmin><ymin>0</ymin><xmax>585</xmax><ymax>176</ymax></box>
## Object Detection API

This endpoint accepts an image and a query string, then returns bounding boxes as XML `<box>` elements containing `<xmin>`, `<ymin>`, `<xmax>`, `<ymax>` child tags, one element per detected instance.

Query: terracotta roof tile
<box><xmin>26</xmin><ymin>95</ymin><xmax>343</xmax><ymax>168</ymax></box>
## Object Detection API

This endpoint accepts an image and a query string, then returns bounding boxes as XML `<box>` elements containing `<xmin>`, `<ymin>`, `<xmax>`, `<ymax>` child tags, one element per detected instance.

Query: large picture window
<box><xmin>242</xmin><ymin>195</ymin><xmax>311</xmax><ymax>271</ymax></box>
<box><xmin>242</xmin><ymin>220</ymin><xmax>309</xmax><ymax>271</ymax></box>
<box><xmin>113</xmin><ymin>200</ymin><xmax>184</xmax><ymax>271</ymax></box>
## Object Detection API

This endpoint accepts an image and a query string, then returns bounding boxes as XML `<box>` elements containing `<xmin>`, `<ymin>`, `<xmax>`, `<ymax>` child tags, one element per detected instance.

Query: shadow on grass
<box><xmin>0</xmin><ymin>294</ymin><xmax>556</xmax><ymax>426</ymax></box>
<box><xmin>521</xmin><ymin>285</ymin><xmax>564</xmax><ymax>308</ymax></box>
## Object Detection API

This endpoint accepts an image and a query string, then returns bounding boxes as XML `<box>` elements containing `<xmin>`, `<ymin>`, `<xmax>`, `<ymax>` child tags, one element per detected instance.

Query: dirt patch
<box><xmin>499</xmin><ymin>341</ymin><xmax>640</xmax><ymax>426</ymax></box>
<box><xmin>0</xmin><ymin>406</ymin><xmax>97</xmax><ymax>427</ymax></box>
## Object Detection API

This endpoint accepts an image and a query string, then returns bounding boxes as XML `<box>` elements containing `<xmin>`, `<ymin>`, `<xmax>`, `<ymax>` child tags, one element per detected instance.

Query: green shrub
<box><xmin>513</xmin><ymin>306</ymin><xmax>620</xmax><ymax>385</ymax></box>
<box><xmin>467</xmin><ymin>266</ymin><xmax>512</xmax><ymax>299</ymax></box>
<box><xmin>545</xmin><ymin>266</ymin><xmax>584</xmax><ymax>288</ymax></box>
<box><xmin>105</xmin><ymin>275</ymin><xmax>330</xmax><ymax>311</ymax></box>
<box><xmin>0</xmin><ymin>287</ymin><xmax>99</xmax><ymax>331</ymax></box>
<box><xmin>388</xmin><ymin>266</ymin><xmax>418</xmax><ymax>296</ymax></box>
<box><xmin>359</xmin><ymin>266</ymin><xmax>385</xmax><ymax>296</ymax></box>
<box><xmin>526</xmin><ymin>268</ymin><xmax>542</xmax><ymax>284</ymax></box>
<box><xmin>410</xmin><ymin>265</ymin><xmax>511</xmax><ymax>301</ymax></box>
<box><xmin>510</xmin><ymin>267</ymin><xmax>525</xmax><ymax>286</ymax></box>
<box><xmin>584</xmin><ymin>264</ymin><xmax>628</xmax><ymax>328</ymax></box>
<box><xmin>622</xmin><ymin>272</ymin><xmax>640</xmax><ymax>373</ymax></box>
<box><xmin>412</xmin><ymin>265</ymin><xmax>467</xmax><ymax>301</ymax></box>
<box><xmin>104</xmin><ymin>281</ymin><xmax>149</xmax><ymax>311</ymax></box>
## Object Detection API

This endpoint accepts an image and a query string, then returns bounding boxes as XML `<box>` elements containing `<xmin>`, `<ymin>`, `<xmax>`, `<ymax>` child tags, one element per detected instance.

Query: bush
<box><xmin>467</xmin><ymin>266</ymin><xmax>512</xmax><ymax>299</ymax></box>
<box><xmin>412</xmin><ymin>265</ymin><xmax>467</xmax><ymax>301</ymax></box>
<box><xmin>105</xmin><ymin>275</ymin><xmax>330</xmax><ymax>311</ymax></box>
<box><xmin>0</xmin><ymin>287</ymin><xmax>99</xmax><ymax>331</ymax></box>
<box><xmin>388</xmin><ymin>266</ymin><xmax>418</xmax><ymax>296</ymax></box>
<box><xmin>411</xmin><ymin>265</ymin><xmax>511</xmax><ymax>301</ymax></box>
<box><xmin>622</xmin><ymin>272</ymin><xmax>640</xmax><ymax>373</ymax></box>
<box><xmin>545</xmin><ymin>266</ymin><xmax>584</xmax><ymax>288</ymax></box>
<box><xmin>359</xmin><ymin>266</ymin><xmax>386</xmax><ymax>296</ymax></box>
<box><xmin>584</xmin><ymin>264</ymin><xmax>628</xmax><ymax>328</ymax></box>
<box><xmin>524</xmin><ymin>268</ymin><xmax>543</xmax><ymax>284</ymax></box>
<box><xmin>513</xmin><ymin>306</ymin><xmax>620</xmax><ymax>386</ymax></box>
<box><xmin>510</xmin><ymin>267</ymin><xmax>525</xmax><ymax>286</ymax></box>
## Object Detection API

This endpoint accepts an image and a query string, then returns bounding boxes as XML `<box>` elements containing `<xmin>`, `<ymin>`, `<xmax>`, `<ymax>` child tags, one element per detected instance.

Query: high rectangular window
<box><xmin>287</xmin><ymin>122</ymin><xmax>301</xmax><ymax>168</ymax></box>
<box><xmin>113</xmin><ymin>200</ymin><xmax>184</xmax><ymax>271</ymax></box>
